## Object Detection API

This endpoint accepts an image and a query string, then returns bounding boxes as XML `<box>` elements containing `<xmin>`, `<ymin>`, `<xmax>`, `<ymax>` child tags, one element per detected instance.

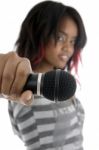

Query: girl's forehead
<box><xmin>57</xmin><ymin>17</ymin><xmax>78</xmax><ymax>37</ymax></box>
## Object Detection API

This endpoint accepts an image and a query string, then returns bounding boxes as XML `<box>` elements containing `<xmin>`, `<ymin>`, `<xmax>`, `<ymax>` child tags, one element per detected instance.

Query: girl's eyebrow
<box><xmin>58</xmin><ymin>30</ymin><xmax>77</xmax><ymax>40</ymax></box>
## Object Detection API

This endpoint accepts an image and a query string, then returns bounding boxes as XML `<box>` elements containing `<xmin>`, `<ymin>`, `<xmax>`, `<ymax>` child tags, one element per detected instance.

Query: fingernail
<box><xmin>23</xmin><ymin>95</ymin><xmax>34</xmax><ymax>106</ymax></box>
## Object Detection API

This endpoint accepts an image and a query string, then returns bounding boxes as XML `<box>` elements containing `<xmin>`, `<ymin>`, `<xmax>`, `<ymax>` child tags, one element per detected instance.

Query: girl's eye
<box><xmin>70</xmin><ymin>39</ymin><xmax>76</xmax><ymax>46</ymax></box>
<box><xmin>56</xmin><ymin>33</ymin><xmax>66</xmax><ymax>42</ymax></box>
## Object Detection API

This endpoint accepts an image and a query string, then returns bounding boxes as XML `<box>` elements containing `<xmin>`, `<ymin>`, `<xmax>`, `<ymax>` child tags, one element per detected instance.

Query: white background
<box><xmin>0</xmin><ymin>0</ymin><xmax>99</xmax><ymax>149</ymax></box>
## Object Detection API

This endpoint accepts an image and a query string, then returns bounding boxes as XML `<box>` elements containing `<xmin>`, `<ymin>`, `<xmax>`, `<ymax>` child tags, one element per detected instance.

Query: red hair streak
<box><xmin>33</xmin><ymin>46</ymin><xmax>45</xmax><ymax>65</ymax></box>
<box><xmin>70</xmin><ymin>49</ymin><xmax>82</xmax><ymax>74</ymax></box>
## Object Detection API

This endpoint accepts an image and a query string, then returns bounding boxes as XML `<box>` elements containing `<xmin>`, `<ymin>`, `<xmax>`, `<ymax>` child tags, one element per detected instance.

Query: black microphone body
<box><xmin>23</xmin><ymin>69</ymin><xmax>76</xmax><ymax>101</ymax></box>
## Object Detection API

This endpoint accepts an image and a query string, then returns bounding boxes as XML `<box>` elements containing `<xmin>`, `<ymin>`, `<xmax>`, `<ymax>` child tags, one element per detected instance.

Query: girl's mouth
<box><xmin>58</xmin><ymin>54</ymin><xmax>69</xmax><ymax>62</ymax></box>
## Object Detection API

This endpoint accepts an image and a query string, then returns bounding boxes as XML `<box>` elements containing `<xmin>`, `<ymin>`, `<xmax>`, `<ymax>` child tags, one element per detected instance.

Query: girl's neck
<box><xmin>33</xmin><ymin>61</ymin><xmax>54</xmax><ymax>73</ymax></box>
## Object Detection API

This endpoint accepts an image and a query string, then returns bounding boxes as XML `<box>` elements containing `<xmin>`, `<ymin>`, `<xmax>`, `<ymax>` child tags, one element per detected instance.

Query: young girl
<box><xmin>8</xmin><ymin>0</ymin><xmax>87</xmax><ymax>150</ymax></box>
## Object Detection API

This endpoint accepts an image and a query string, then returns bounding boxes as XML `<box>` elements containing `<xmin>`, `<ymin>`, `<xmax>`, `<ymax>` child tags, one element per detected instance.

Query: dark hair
<box><xmin>15</xmin><ymin>0</ymin><xmax>87</xmax><ymax>72</ymax></box>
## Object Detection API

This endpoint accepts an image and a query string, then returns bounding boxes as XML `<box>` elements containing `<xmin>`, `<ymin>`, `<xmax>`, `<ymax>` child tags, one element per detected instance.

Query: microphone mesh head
<box><xmin>42</xmin><ymin>70</ymin><xmax>76</xmax><ymax>101</ymax></box>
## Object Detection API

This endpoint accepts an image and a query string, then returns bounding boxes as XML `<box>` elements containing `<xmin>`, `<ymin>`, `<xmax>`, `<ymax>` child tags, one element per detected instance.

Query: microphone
<box><xmin>23</xmin><ymin>69</ymin><xmax>76</xmax><ymax>101</ymax></box>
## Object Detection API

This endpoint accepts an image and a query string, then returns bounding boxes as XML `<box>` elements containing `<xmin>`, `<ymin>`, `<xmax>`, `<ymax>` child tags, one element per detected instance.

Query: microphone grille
<box><xmin>42</xmin><ymin>70</ymin><xmax>76</xmax><ymax>101</ymax></box>
<box><xmin>58</xmin><ymin>70</ymin><xmax>76</xmax><ymax>101</ymax></box>
<box><xmin>42</xmin><ymin>70</ymin><xmax>56</xmax><ymax>100</ymax></box>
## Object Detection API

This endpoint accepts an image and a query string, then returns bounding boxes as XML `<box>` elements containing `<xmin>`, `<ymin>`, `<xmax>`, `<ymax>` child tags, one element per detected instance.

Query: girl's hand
<box><xmin>0</xmin><ymin>52</ymin><xmax>34</xmax><ymax>105</ymax></box>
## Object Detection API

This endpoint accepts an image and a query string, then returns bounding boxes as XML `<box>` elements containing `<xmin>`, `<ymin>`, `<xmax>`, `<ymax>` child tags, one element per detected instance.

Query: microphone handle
<box><xmin>23</xmin><ymin>74</ymin><xmax>38</xmax><ymax>94</ymax></box>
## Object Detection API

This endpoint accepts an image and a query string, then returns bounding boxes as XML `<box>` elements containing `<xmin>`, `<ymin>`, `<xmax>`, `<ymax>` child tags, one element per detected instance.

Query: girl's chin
<box><xmin>54</xmin><ymin>64</ymin><xmax>66</xmax><ymax>70</ymax></box>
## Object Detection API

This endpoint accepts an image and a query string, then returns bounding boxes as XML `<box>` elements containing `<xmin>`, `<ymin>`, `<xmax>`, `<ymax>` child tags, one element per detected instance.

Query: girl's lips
<box><xmin>58</xmin><ymin>55</ymin><xmax>69</xmax><ymax>62</ymax></box>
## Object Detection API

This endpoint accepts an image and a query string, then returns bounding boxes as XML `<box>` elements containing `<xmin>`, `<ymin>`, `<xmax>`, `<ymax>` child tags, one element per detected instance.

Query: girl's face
<box><xmin>35</xmin><ymin>17</ymin><xmax>78</xmax><ymax>73</ymax></box>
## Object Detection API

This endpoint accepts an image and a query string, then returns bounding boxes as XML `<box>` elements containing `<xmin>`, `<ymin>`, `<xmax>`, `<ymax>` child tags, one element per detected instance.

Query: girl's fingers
<box><xmin>9</xmin><ymin>58</ymin><xmax>32</xmax><ymax>96</ymax></box>
<box><xmin>3</xmin><ymin>90</ymin><xmax>34</xmax><ymax>106</ymax></box>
